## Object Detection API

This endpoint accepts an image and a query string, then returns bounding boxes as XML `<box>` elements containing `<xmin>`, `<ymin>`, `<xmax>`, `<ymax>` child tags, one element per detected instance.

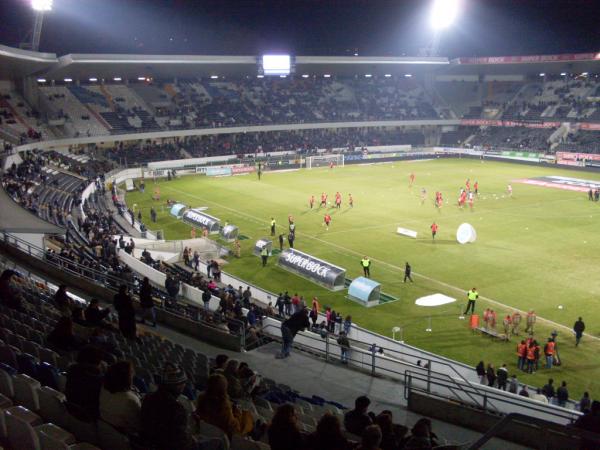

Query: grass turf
<box><xmin>126</xmin><ymin>158</ymin><xmax>600</xmax><ymax>399</ymax></box>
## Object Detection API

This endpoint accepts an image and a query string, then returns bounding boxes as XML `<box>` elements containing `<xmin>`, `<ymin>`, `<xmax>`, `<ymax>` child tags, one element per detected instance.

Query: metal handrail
<box><xmin>0</xmin><ymin>231</ymin><xmax>247</xmax><ymax>346</ymax></box>
<box><xmin>260</xmin><ymin>320</ymin><xmax>492</xmax><ymax>408</ymax></box>
<box><xmin>261</xmin><ymin>321</ymin><xmax>494</xmax><ymax>410</ymax></box>
<box><xmin>466</xmin><ymin>413</ymin><xmax>600</xmax><ymax>450</ymax></box>
<box><xmin>404</xmin><ymin>369</ymin><xmax>582</xmax><ymax>426</ymax></box>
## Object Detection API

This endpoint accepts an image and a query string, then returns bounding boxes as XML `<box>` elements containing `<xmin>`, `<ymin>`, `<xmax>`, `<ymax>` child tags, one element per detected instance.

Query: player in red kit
<box><xmin>309</xmin><ymin>195</ymin><xmax>315</xmax><ymax>209</ymax></box>
<box><xmin>431</xmin><ymin>222</ymin><xmax>438</xmax><ymax>241</ymax></box>
<box><xmin>474</xmin><ymin>181</ymin><xmax>479</xmax><ymax>195</ymax></box>
<box><xmin>458</xmin><ymin>190</ymin><xmax>467</xmax><ymax>208</ymax></box>
<box><xmin>348</xmin><ymin>194</ymin><xmax>354</xmax><ymax>208</ymax></box>
<box><xmin>409</xmin><ymin>172</ymin><xmax>415</xmax><ymax>187</ymax></box>
<box><xmin>323</xmin><ymin>213</ymin><xmax>332</xmax><ymax>230</ymax></box>
<box><xmin>320</xmin><ymin>192</ymin><xmax>327</xmax><ymax>208</ymax></box>
<box><xmin>329</xmin><ymin>161</ymin><xmax>334</xmax><ymax>170</ymax></box>
<box><xmin>466</xmin><ymin>178</ymin><xmax>471</xmax><ymax>191</ymax></box>
<box><xmin>436</xmin><ymin>192</ymin><xmax>443</xmax><ymax>209</ymax></box>
<box><xmin>335</xmin><ymin>192</ymin><xmax>342</xmax><ymax>209</ymax></box>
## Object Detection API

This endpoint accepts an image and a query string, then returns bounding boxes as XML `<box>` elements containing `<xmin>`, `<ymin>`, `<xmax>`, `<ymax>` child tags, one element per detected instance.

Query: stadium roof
<box><xmin>0</xmin><ymin>44</ymin><xmax>599</xmax><ymax>80</ymax></box>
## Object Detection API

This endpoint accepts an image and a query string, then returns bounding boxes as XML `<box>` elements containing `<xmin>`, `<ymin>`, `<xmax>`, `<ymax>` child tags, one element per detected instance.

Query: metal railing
<box><xmin>261</xmin><ymin>321</ymin><xmax>495</xmax><ymax>411</ymax></box>
<box><xmin>466</xmin><ymin>413</ymin><xmax>600</xmax><ymax>450</ymax></box>
<box><xmin>0</xmin><ymin>231</ymin><xmax>247</xmax><ymax>348</ymax></box>
<box><xmin>260</xmin><ymin>321</ymin><xmax>583</xmax><ymax>425</ymax></box>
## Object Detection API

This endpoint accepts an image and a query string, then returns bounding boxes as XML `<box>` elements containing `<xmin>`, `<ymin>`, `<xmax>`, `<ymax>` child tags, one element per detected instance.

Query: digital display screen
<box><xmin>262</xmin><ymin>54</ymin><xmax>291</xmax><ymax>76</ymax></box>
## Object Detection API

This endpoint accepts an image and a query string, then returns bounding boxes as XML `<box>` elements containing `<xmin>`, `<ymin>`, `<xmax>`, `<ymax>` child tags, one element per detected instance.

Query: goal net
<box><xmin>305</xmin><ymin>154</ymin><xmax>345</xmax><ymax>169</ymax></box>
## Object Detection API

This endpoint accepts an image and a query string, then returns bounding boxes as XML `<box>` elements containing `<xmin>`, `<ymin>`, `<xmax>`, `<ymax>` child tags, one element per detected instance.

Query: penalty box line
<box><xmin>165</xmin><ymin>185</ymin><xmax>598</xmax><ymax>343</ymax></box>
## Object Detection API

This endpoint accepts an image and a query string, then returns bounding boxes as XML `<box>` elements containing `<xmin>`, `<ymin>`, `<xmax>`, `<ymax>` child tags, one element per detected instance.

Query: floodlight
<box><xmin>384</xmin><ymin>74</ymin><xmax>392</xmax><ymax>78</ymax></box>
<box><xmin>31</xmin><ymin>0</ymin><xmax>53</xmax><ymax>11</ymax></box>
<box><xmin>323</xmin><ymin>74</ymin><xmax>331</xmax><ymax>78</ymax></box>
<box><xmin>365</xmin><ymin>74</ymin><xmax>372</xmax><ymax>78</ymax></box>
<box><xmin>405</xmin><ymin>74</ymin><xmax>412</xmax><ymax>78</ymax></box>
<box><xmin>64</xmin><ymin>78</ymin><xmax>72</xmax><ymax>82</ymax></box>
<box><xmin>256</xmin><ymin>74</ymin><xmax>264</xmax><ymax>78</ymax></box>
<box><xmin>36</xmin><ymin>78</ymin><xmax>46</xmax><ymax>83</ymax></box>
<box><xmin>113</xmin><ymin>77</ymin><xmax>122</xmax><ymax>81</ymax></box>
<box><xmin>137</xmin><ymin>76</ymin><xmax>147</xmax><ymax>81</ymax></box>
<box><xmin>210</xmin><ymin>75</ymin><xmax>219</xmax><ymax>79</ymax></box>
<box><xmin>279</xmin><ymin>75</ymin><xmax>287</xmax><ymax>78</ymax></box>
<box><xmin>539</xmin><ymin>73</ymin><xmax>545</xmax><ymax>77</ymax></box>
<box><xmin>301</xmin><ymin>74</ymin><xmax>310</xmax><ymax>78</ymax></box>
<box><xmin>89</xmin><ymin>77</ymin><xmax>98</xmax><ymax>82</ymax></box>
<box><xmin>582</xmin><ymin>72</ymin><xmax>588</xmax><ymax>76</ymax></box>
<box><xmin>560</xmin><ymin>72</ymin><xmax>567</xmax><ymax>76</ymax></box>
<box><xmin>430</xmin><ymin>0</ymin><xmax>460</xmax><ymax>30</ymax></box>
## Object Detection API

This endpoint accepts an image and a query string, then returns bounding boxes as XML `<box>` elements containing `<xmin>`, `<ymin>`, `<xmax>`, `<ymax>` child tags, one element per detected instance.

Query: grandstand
<box><xmin>1</xmin><ymin>30</ymin><xmax>600</xmax><ymax>450</ymax></box>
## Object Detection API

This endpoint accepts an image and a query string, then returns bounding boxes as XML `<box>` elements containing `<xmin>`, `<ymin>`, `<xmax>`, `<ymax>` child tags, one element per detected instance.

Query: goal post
<box><xmin>305</xmin><ymin>154</ymin><xmax>345</xmax><ymax>169</ymax></box>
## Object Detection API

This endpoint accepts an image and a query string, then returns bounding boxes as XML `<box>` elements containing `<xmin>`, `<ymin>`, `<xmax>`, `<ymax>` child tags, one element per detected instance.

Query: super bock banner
<box><xmin>278</xmin><ymin>248</ymin><xmax>346</xmax><ymax>291</ymax></box>
<box><xmin>182</xmin><ymin>209</ymin><xmax>221</xmax><ymax>234</ymax></box>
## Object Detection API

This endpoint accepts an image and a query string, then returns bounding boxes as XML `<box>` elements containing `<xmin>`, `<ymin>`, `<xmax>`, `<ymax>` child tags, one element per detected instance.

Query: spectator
<box><xmin>580</xmin><ymin>392</ymin><xmax>592</xmax><ymax>413</ymax></box>
<box><xmin>519</xmin><ymin>385</ymin><xmax>529</xmax><ymax>397</ymax></box>
<box><xmin>337</xmin><ymin>331</ymin><xmax>351</xmax><ymax>364</ymax></box>
<box><xmin>306</xmin><ymin>413</ymin><xmax>353</xmax><ymax>450</ymax></box>
<box><xmin>113</xmin><ymin>284</ymin><xmax>137</xmax><ymax>339</ymax></box>
<box><xmin>211</xmin><ymin>354</ymin><xmax>229</xmax><ymax>374</ymax></box>
<box><xmin>496</xmin><ymin>364</ymin><xmax>508</xmax><ymax>390</ymax></box>
<box><xmin>141</xmin><ymin>363</ymin><xmax>195</xmax><ymax>450</ymax></box>
<box><xmin>139</xmin><ymin>277</ymin><xmax>156</xmax><ymax>327</ymax></box>
<box><xmin>344</xmin><ymin>395</ymin><xmax>375</xmax><ymax>436</ymax></box>
<box><xmin>573</xmin><ymin>317</ymin><xmax>585</xmax><ymax>346</ymax></box>
<box><xmin>47</xmin><ymin>316</ymin><xmax>84</xmax><ymax>352</ymax></box>
<box><xmin>403</xmin><ymin>418</ymin><xmax>439</xmax><ymax>449</ymax></box>
<box><xmin>276</xmin><ymin>308</ymin><xmax>310</xmax><ymax>359</ymax></box>
<box><xmin>268</xmin><ymin>403</ymin><xmax>306</xmax><ymax>450</ymax></box>
<box><xmin>508</xmin><ymin>375</ymin><xmax>519</xmax><ymax>394</ymax></box>
<box><xmin>486</xmin><ymin>363</ymin><xmax>496</xmax><ymax>387</ymax></box>
<box><xmin>194</xmin><ymin>373</ymin><xmax>254</xmax><ymax>439</ymax></box>
<box><xmin>343</xmin><ymin>315</ymin><xmax>352</xmax><ymax>335</ymax></box>
<box><xmin>65</xmin><ymin>346</ymin><xmax>105</xmax><ymax>420</ymax></box>
<box><xmin>530</xmin><ymin>388</ymin><xmax>549</xmax><ymax>404</ymax></box>
<box><xmin>165</xmin><ymin>274</ymin><xmax>180</xmax><ymax>304</ymax></box>
<box><xmin>573</xmin><ymin>400</ymin><xmax>600</xmax><ymax>449</ymax></box>
<box><xmin>357</xmin><ymin>424</ymin><xmax>383</xmax><ymax>450</ymax></box>
<box><xmin>557</xmin><ymin>381</ymin><xmax>569</xmax><ymax>407</ymax></box>
<box><xmin>376</xmin><ymin>411</ymin><xmax>407</xmax><ymax>450</ymax></box>
<box><xmin>223</xmin><ymin>359</ymin><xmax>244</xmax><ymax>399</ymax></box>
<box><xmin>99</xmin><ymin>360</ymin><xmax>142</xmax><ymax>434</ymax></box>
<box><xmin>475</xmin><ymin>361</ymin><xmax>485</xmax><ymax>384</ymax></box>
<box><xmin>542</xmin><ymin>378</ymin><xmax>555</xmax><ymax>401</ymax></box>
<box><xmin>53</xmin><ymin>284</ymin><xmax>73</xmax><ymax>316</ymax></box>
<box><xmin>202</xmin><ymin>288</ymin><xmax>212</xmax><ymax>312</ymax></box>
<box><xmin>84</xmin><ymin>298</ymin><xmax>111</xmax><ymax>327</ymax></box>
<box><xmin>0</xmin><ymin>269</ymin><xmax>23</xmax><ymax>310</ymax></box>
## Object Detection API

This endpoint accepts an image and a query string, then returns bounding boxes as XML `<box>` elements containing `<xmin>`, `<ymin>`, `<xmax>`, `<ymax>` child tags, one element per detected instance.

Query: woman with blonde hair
<box><xmin>194</xmin><ymin>374</ymin><xmax>253</xmax><ymax>438</ymax></box>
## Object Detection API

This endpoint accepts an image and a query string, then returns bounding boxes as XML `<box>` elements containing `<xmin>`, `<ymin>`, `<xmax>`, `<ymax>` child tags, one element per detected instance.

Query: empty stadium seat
<box><xmin>13</xmin><ymin>373</ymin><xmax>42</xmax><ymax>411</ymax></box>
<box><xmin>0</xmin><ymin>364</ymin><xmax>15</xmax><ymax>398</ymax></box>
<box><xmin>97</xmin><ymin>420</ymin><xmax>131</xmax><ymax>450</ymax></box>
<box><xmin>0</xmin><ymin>344</ymin><xmax>19</xmax><ymax>369</ymax></box>
<box><xmin>35</xmin><ymin>423</ymin><xmax>76</xmax><ymax>450</ymax></box>
<box><xmin>36</xmin><ymin>362</ymin><xmax>60</xmax><ymax>390</ymax></box>
<box><xmin>17</xmin><ymin>352</ymin><xmax>39</xmax><ymax>378</ymax></box>
<box><xmin>5</xmin><ymin>405</ymin><xmax>43</xmax><ymax>450</ymax></box>
<box><xmin>0</xmin><ymin>392</ymin><xmax>13</xmax><ymax>439</ymax></box>
<box><xmin>38</xmin><ymin>387</ymin><xmax>68</xmax><ymax>429</ymax></box>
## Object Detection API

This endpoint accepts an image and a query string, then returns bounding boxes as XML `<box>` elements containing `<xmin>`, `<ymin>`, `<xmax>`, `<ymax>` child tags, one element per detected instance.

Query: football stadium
<box><xmin>0</xmin><ymin>0</ymin><xmax>599</xmax><ymax>449</ymax></box>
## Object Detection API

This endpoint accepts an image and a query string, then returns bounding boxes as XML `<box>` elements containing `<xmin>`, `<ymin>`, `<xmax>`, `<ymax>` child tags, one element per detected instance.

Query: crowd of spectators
<box><xmin>103</xmin><ymin>127</ymin><xmax>425</xmax><ymax>165</ymax></box>
<box><xmin>161</xmin><ymin>76</ymin><xmax>441</xmax><ymax>131</ymax></box>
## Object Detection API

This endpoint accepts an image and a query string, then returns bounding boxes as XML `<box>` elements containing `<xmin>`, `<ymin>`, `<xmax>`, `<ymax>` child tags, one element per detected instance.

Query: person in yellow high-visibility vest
<box><xmin>361</xmin><ymin>257</ymin><xmax>371</xmax><ymax>278</ymax></box>
<box><xmin>464</xmin><ymin>287</ymin><xmax>478</xmax><ymax>315</ymax></box>
<box><xmin>270</xmin><ymin>218</ymin><xmax>276</xmax><ymax>236</ymax></box>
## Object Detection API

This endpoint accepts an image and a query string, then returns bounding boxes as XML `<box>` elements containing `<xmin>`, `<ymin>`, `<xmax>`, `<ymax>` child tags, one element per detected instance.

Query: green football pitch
<box><xmin>126</xmin><ymin>158</ymin><xmax>600</xmax><ymax>399</ymax></box>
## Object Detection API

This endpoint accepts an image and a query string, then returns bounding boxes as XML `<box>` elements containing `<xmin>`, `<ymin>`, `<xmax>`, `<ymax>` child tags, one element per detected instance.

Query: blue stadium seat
<box><xmin>35</xmin><ymin>362</ymin><xmax>60</xmax><ymax>390</ymax></box>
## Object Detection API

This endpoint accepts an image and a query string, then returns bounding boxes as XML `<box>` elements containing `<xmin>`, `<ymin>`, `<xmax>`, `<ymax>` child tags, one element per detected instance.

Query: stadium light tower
<box><xmin>428</xmin><ymin>0</ymin><xmax>461</xmax><ymax>56</ymax></box>
<box><xmin>31</xmin><ymin>0</ymin><xmax>53</xmax><ymax>51</ymax></box>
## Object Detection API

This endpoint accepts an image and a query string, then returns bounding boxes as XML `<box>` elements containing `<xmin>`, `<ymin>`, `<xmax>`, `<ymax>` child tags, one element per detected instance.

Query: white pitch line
<box><xmin>165</xmin><ymin>185</ymin><xmax>599</xmax><ymax>342</ymax></box>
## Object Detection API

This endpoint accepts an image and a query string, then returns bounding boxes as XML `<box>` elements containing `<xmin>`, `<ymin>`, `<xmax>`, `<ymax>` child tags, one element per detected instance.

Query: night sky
<box><xmin>1</xmin><ymin>0</ymin><xmax>599</xmax><ymax>57</ymax></box>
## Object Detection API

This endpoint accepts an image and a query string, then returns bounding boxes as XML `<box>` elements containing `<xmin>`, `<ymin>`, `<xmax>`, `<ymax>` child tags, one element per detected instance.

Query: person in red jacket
<box><xmin>430</xmin><ymin>222</ymin><xmax>438</xmax><ymax>241</ymax></box>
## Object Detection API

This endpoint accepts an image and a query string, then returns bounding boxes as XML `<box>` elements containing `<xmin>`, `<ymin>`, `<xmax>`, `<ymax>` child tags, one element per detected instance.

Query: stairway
<box><xmin>99</xmin><ymin>85</ymin><xmax>115</xmax><ymax>110</ymax></box>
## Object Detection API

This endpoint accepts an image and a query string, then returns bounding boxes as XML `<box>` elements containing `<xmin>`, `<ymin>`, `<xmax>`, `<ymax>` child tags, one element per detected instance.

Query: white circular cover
<box><xmin>415</xmin><ymin>294</ymin><xmax>457</xmax><ymax>307</ymax></box>
<box><xmin>456</xmin><ymin>223</ymin><xmax>477</xmax><ymax>244</ymax></box>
